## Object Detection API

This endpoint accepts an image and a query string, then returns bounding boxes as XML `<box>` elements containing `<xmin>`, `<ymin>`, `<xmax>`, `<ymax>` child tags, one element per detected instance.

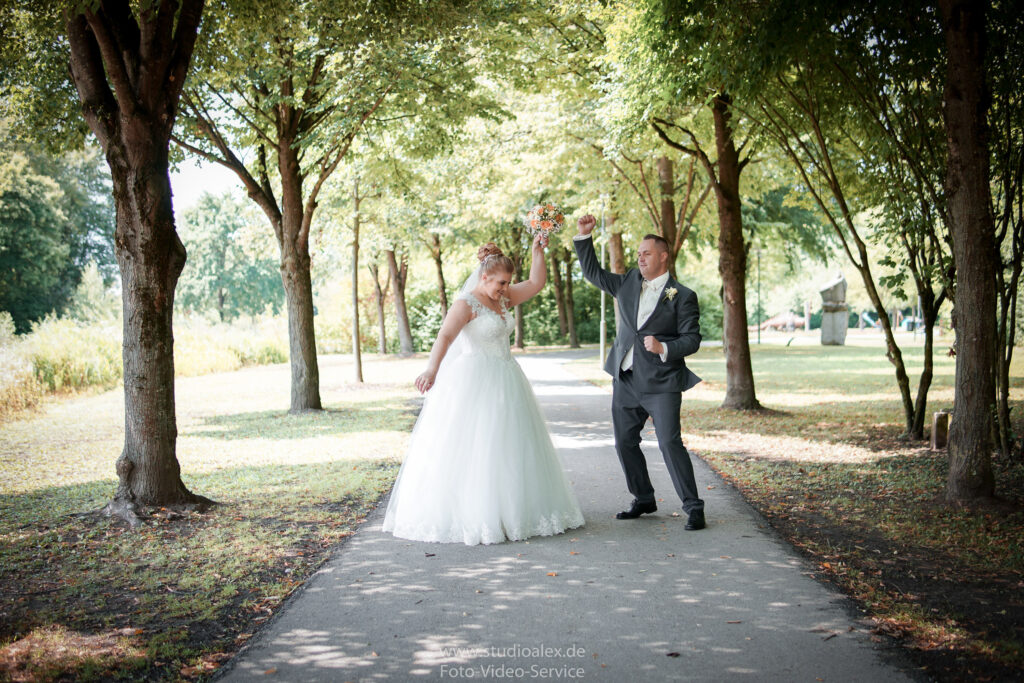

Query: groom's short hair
<box><xmin>642</xmin><ymin>234</ymin><xmax>670</xmax><ymax>253</ymax></box>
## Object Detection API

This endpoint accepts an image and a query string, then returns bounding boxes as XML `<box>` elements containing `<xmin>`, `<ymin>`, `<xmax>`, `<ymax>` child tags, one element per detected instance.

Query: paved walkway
<box><xmin>219</xmin><ymin>350</ymin><xmax>916</xmax><ymax>682</ymax></box>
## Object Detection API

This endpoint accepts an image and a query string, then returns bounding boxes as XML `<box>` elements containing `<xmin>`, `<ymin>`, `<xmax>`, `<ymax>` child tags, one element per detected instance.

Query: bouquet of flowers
<box><xmin>524</xmin><ymin>203</ymin><xmax>565</xmax><ymax>237</ymax></box>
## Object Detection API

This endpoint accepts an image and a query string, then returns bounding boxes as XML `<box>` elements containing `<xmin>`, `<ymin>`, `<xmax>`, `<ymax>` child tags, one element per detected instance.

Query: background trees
<box><xmin>2</xmin><ymin>0</ymin><xmax>1019</xmax><ymax>514</ymax></box>
<box><xmin>175</xmin><ymin>192</ymin><xmax>282</xmax><ymax>321</ymax></box>
<box><xmin>0</xmin><ymin>141</ymin><xmax>114</xmax><ymax>332</ymax></box>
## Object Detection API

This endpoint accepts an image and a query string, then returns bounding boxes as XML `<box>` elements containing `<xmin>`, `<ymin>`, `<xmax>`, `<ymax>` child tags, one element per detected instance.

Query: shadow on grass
<box><xmin>0</xmin><ymin>457</ymin><xmax>400</xmax><ymax>681</ymax></box>
<box><xmin>699</xmin><ymin>447</ymin><xmax>1024</xmax><ymax>680</ymax></box>
<box><xmin>183</xmin><ymin>399</ymin><xmax>420</xmax><ymax>441</ymax></box>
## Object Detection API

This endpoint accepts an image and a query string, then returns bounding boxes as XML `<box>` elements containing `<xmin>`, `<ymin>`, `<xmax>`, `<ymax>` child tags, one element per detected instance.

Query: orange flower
<box><xmin>531</xmin><ymin>219</ymin><xmax>539</xmax><ymax>228</ymax></box>
<box><xmin>541</xmin><ymin>220</ymin><xmax>553</xmax><ymax>230</ymax></box>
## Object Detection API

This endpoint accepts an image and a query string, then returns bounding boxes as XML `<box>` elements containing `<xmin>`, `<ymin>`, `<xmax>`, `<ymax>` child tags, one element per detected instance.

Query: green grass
<box><xmin>569</xmin><ymin>331</ymin><xmax>1024</xmax><ymax>681</ymax></box>
<box><xmin>0</xmin><ymin>353</ymin><xmax>424</xmax><ymax>682</ymax></box>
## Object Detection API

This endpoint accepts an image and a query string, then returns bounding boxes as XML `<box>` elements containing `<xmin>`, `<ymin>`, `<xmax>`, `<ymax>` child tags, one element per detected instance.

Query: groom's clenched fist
<box><xmin>577</xmin><ymin>214</ymin><xmax>596</xmax><ymax>235</ymax></box>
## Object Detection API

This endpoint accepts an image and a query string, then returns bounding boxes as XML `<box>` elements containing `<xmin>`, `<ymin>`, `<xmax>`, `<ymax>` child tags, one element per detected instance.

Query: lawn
<box><xmin>0</xmin><ymin>353</ymin><xmax>423</xmax><ymax>682</ymax></box>
<box><xmin>569</xmin><ymin>329</ymin><xmax>1024</xmax><ymax>682</ymax></box>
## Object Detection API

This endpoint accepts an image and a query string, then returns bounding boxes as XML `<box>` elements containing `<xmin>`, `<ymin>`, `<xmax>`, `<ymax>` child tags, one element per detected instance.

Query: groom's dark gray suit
<box><xmin>575</xmin><ymin>235</ymin><xmax>704</xmax><ymax>513</ymax></box>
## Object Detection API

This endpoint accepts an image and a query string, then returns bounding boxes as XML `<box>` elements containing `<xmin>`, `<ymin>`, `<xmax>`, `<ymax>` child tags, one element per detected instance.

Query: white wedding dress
<box><xmin>382</xmin><ymin>292</ymin><xmax>585</xmax><ymax>545</ymax></box>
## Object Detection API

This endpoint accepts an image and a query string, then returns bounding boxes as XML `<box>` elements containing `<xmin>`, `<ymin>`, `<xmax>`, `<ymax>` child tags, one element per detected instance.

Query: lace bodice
<box><xmin>458</xmin><ymin>293</ymin><xmax>515</xmax><ymax>360</ymax></box>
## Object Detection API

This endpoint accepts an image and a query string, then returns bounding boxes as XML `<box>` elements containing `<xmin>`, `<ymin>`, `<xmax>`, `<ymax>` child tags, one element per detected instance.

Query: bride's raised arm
<box><xmin>414</xmin><ymin>299</ymin><xmax>473</xmax><ymax>393</ymax></box>
<box><xmin>506</xmin><ymin>233</ymin><xmax>548</xmax><ymax>307</ymax></box>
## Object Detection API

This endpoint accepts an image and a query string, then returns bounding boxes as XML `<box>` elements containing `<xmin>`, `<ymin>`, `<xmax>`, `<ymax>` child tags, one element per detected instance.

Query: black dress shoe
<box><xmin>685</xmin><ymin>509</ymin><xmax>706</xmax><ymax>530</ymax></box>
<box><xmin>615</xmin><ymin>500</ymin><xmax>657</xmax><ymax>519</ymax></box>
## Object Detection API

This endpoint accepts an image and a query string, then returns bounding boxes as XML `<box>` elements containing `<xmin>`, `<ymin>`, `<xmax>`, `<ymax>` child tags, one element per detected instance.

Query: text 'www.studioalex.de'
<box><xmin>439</xmin><ymin>643</ymin><xmax>587</xmax><ymax>679</ymax></box>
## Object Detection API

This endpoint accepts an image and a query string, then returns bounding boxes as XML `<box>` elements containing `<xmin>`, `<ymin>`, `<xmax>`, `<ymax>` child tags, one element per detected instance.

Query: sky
<box><xmin>169</xmin><ymin>159</ymin><xmax>242</xmax><ymax>211</ymax></box>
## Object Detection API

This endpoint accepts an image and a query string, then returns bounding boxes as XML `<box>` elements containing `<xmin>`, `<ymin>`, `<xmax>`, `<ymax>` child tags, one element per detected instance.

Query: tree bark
<box><xmin>65</xmin><ymin>0</ymin><xmax>210</xmax><ymax>526</ymax></box>
<box><xmin>608</xmin><ymin>228</ymin><xmax>625</xmax><ymax>330</ymax></box>
<box><xmin>386</xmin><ymin>249</ymin><xmax>414</xmax><ymax>355</ymax></box>
<box><xmin>712</xmin><ymin>95</ymin><xmax>761</xmax><ymax>410</ymax></box>
<box><xmin>428</xmin><ymin>233</ymin><xmax>449</xmax><ymax>318</ymax></box>
<box><xmin>513</xmin><ymin>251</ymin><xmax>525</xmax><ymax>349</ymax></box>
<box><xmin>351</xmin><ymin>179</ymin><xmax>362</xmax><ymax>383</ymax></box>
<box><xmin>563</xmin><ymin>248</ymin><xmax>579</xmax><ymax>348</ymax></box>
<box><xmin>940</xmin><ymin>0</ymin><xmax>996</xmax><ymax>500</ymax></box>
<box><xmin>276</xmin><ymin>136</ymin><xmax>322</xmax><ymax>411</ymax></box>
<box><xmin>550</xmin><ymin>249</ymin><xmax>569</xmax><ymax>338</ymax></box>
<box><xmin>369</xmin><ymin>262</ymin><xmax>389</xmax><ymax>353</ymax></box>
<box><xmin>657</xmin><ymin>156</ymin><xmax>678</xmax><ymax>277</ymax></box>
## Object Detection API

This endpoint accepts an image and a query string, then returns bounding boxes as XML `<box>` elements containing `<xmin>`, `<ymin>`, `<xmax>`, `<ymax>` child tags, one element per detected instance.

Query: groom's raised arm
<box><xmin>573</xmin><ymin>214</ymin><xmax>626</xmax><ymax>296</ymax></box>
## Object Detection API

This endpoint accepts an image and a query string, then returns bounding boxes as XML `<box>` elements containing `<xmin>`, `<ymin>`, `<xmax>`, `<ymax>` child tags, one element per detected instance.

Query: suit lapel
<box><xmin>627</xmin><ymin>273</ymin><xmax>643</xmax><ymax>331</ymax></box>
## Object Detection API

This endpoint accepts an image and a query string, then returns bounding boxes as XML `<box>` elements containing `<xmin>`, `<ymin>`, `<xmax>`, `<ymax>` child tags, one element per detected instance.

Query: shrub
<box><xmin>27</xmin><ymin>315</ymin><xmax>122</xmax><ymax>392</ymax></box>
<box><xmin>0</xmin><ymin>313</ymin><xmax>43</xmax><ymax>418</ymax></box>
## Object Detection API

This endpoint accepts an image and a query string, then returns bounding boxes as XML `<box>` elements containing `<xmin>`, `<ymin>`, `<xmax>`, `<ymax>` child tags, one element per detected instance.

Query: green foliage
<box><xmin>0</xmin><ymin>2</ymin><xmax>89</xmax><ymax>152</ymax></box>
<box><xmin>66</xmin><ymin>262</ymin><xmax>121</xmax><ymax>324</ymax></box>
<box><xmin>0</xmin><ymin>138</ymin><xmax>115</xmax><ymax>333</ymax></box>
<box><xmin>407</xmin><ymin>286</ymin><xmax>446</xmax><ymax>352</ymax></box>
<box><xmin>0</xmin><ymin>151</ymin><xmax>69</xmax><ymax>331</ymax></box>
<box><xmin>176</xmin><ymin>193</ymin><xmax>283</xmax><ymax>321</ymax></box>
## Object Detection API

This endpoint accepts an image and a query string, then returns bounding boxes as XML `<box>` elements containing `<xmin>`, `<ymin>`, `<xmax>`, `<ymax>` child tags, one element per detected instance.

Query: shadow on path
<box><xmin>217</xmin><ymin>351</ymin><xmax>918</xmax><ymax>683</ymax></box>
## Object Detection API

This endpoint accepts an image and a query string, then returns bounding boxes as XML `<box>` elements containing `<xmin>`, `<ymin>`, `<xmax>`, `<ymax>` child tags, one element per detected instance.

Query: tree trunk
<box><xmin>712</xmin><ymin>95</ymin><xmax>761</xmax><ymax>410</ymax></box>
<box><xmin>941</xmin><ymin>0</ymin><xmax>996</xmax><ymax>500</ymax></box>
<box><xmin>65</xmin><ymin>1</ymin><xmax>209</xmax><ymax>526</ymax></box>
<box><xmin>351</xmin><ymin>179</ymin><xmax>363</xmax><ymax>383</ymax></box>
<box><xmin>911</xmin><ymin>293</ymin><xmax>938</xmax><ymax>439</ymax></box>
<box><xmin>277</xmin><ymin>138</ymin><xmax>321</xmax><ymax>411</ymax></box>
<box><xmin>564</xmin><ymin>249</ymin><xmax>579</xmax><ymax>348</ymax></box>
<box><xmin>513</xmin><ymin>252</ymin><xmax>525</xmax><ymax>349</ymax></box>
<box><xmin>108</xmin><ymin>153</ymin><xmax>204</xmax><ymax>520</ymax></box>
<box><xmin>550</xmin><ymin>249</ymin><xmax>569</xmax><ymax>338</ymax></box>
<box><xmin>386</xmin><ymin>249</ymin><xmax>414</xmax><ymax>355</ymax></box>
<box><xmin>657</xmin><ymin>155</ymin><xmax>678</xmax><ymax>277</ymax></box>
<box><xmin>429</xmin><ymin>233</ymin><xmax>449</xmax><ymax>318</ymax></box>
<box><xmin>369</xmin><ymin>262</ymin><xmax>389</xmax><ymax>354</ymax></box>
<box><xmin>609</xmin><ymin>228</ymin><xmax>625</xmax><ymax>330</ymax></box>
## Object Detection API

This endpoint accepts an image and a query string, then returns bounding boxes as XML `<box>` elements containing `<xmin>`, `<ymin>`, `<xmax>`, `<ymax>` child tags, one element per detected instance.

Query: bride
<box><xmin>382</xmin><ymin>234</ymin><xmax>585</xmax><ymax>545</ymax></box>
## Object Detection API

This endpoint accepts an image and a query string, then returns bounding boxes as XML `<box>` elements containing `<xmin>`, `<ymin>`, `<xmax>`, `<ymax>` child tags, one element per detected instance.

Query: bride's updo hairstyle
<box><xmin>477</xmin><ymin>242</ymin><xmax>514</xmax><ymax>275</ymax></box>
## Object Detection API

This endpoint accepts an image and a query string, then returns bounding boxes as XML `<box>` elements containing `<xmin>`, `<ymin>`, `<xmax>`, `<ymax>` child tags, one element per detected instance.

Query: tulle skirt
<box><xmin>382</xmin><ymin>352</ymin><xmax>585</xmax><ymax>545</ymax></box>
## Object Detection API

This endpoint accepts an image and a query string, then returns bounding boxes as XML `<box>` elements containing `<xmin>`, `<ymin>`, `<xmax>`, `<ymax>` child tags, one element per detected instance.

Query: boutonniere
<box><xmin>664</xmin><ymin>287</ymin><xmax>678</xmax><ymax>302</ymax></box>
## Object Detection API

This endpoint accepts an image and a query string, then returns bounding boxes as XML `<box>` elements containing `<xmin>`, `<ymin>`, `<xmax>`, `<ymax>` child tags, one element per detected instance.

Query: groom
<box><xmin>574</xmin><ymin>215</ymin><xmax>705</xmax><ymax>530</ymax></box>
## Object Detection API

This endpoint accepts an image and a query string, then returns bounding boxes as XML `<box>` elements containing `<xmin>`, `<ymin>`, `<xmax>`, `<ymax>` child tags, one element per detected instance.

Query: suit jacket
<box><xmin>575</xmin><ymin>235</ymin><xmax>702</xmax><ymax>393</ymax></box>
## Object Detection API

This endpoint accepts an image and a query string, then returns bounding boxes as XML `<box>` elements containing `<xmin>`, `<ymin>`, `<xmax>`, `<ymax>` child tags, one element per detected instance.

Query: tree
<box><xmin>368</xmin><ymin>258</ymin><xmax>390</xmax><ymax>354</ymax></box>
<box><xmin>385</xmin><ymin>246</ymin><xmax>414</xmax><ymax>355</ymax></box>
<box><xmin>175</xmin><ymin>0</ymin><xmax>490</xmax><ymax>410</ymax></box>
<box><xmin>988</xmin><ymin>2</ymin><xmax>1024</xmax><ymax>458</ymax></box>
<box><xmin>1</xmin><ymin>0</ymin><xmax>210</xmax><ymax>524</ymax></box>
<box><xmin>0</xmin><ymin>140</ymin><xmax>115</xmax><ymax>332</ymax></box>
<box><xmin>650</xmin><ymin>102</ymin><xmax>761</xmax><ymax>410</ymax></box>
<box><xmin>350</xmin><ymin>177</ymin><xmax>364</xmax><ymax>382</ymax></box>
<box><xmin>602</xmin><ymin>0</ymin><xmax>763</xmax><ymax>409</ymax></box>
<box><xmin>176</xmin><ymin>192</ymin><xmax>282</xmax><ymax>321</ymax></box>
<box><xmin>0</xmin><ymin>151</ymin><xmax>70</xmax><ymax>331</ymax></box>
<box><xmin>940</xmin><ymin>0</ymin><xmax>997</xmax><ymax>500</ymax></box>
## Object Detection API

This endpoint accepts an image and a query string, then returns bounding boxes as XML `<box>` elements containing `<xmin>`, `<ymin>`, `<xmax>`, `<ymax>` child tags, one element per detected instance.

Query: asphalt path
<box><xmin>218</xmin><ymin>349</ymin><xmax>917</xmax><ymax>683</ymax></box>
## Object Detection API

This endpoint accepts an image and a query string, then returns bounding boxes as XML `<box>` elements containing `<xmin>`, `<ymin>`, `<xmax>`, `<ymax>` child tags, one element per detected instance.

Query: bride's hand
<box><xmin>533</xmin><ymin>232</ymin><xmax>548</xmax><ymax>251</ymax></box>
<box><xmin>415</xmin><ymin>370</ymin><xmax>436</xmax><ymax>394</ymax></box>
